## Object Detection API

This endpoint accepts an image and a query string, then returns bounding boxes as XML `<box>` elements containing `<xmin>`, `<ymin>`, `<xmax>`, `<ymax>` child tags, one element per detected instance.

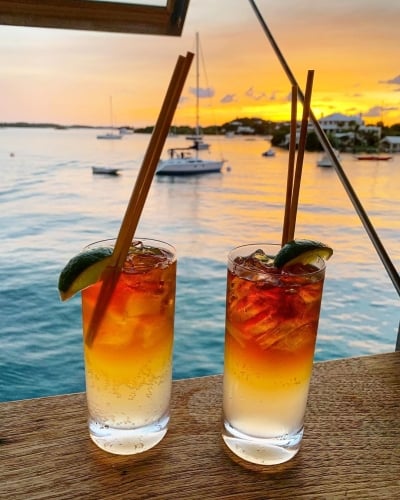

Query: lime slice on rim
<box><xmin>274</xmin><ymin>239</ymin><xmax>333</xmax><ymax>268</ymax></box>
<box><xmin>58</xmin><ymin>247</ymin><xmax>114</xmax><ymax>301</ymax></box>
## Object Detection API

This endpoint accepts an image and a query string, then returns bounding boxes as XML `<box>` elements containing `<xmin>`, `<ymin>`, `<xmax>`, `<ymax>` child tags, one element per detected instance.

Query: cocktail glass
<box><xmin>81</xmin><ymin>238</ymin><xmax>176</xmax><ymax>455</ymax></box>
<box><xmin>222</xmin><ymin>243</ymin><xmax>326</xmax><ymax>465</ymax></box>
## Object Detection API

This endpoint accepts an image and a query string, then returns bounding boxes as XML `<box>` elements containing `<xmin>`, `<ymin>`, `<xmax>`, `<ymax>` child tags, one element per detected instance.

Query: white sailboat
<box><xmin>97</xmin><ymin>96</ymin><xmax>122</xmax><ymax>140</ymax></box>
<box><xmin>317</xmin><ymin>149</ymin><xmax>340</xmax><ymax>167</ymax></box>
<box><xmin>156</xmin><ymin>33</ymin><xmax>225</xmax><ymax>176</ymax></box>
<box><xmin>156</xmin><ymin>146</ymin><xmax>224</xmax><ymax>176</ymax></box>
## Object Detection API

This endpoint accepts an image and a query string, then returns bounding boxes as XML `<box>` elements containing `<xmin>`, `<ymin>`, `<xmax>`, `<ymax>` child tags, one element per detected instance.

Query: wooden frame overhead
<box><xmin>0</xmin><ymin>0</ymin><xmax>190</xmax><ymax>36</ymax></box>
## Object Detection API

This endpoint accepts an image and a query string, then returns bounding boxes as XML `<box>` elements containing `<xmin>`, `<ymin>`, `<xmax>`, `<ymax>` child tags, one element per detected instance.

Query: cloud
<box><xmin>363</xmin><ymin>105</ymin><xmax>398</xmax><ymax>117</ymax></box>
<box><xmin>245</xmin><ymin>86</ymin><xmax>266</xmax><ymax>101</ymax></box>
<box><xmin>379</xmin><ymin>74</ymin><xmax>400</xmax><ymax>85</ymax></box>
<box><xmin>189</xmin><ymin>86</ymin><xmax>215</xmax><ymax>98</ymax></box>
<box><xmin>220</xmin><ymin>93</ymin><xmax>237</xmax><ymax>103</ymax></box>
<box><xmin>363</xmin><ymin>106</ymin><xmax>383</xmax><ymax>117</ymax></box>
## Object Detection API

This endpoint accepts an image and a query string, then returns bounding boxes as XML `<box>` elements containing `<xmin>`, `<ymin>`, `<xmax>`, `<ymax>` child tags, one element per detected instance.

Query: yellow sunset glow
<box><xmin>1</xmin><ymin>0</ymin><xmax>400</xmax><ymax>128</ymax></box>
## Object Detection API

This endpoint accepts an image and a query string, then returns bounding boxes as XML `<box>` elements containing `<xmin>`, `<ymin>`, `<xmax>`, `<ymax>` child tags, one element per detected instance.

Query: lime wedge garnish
<box><xmin>274</xmin><ymin>239</ymin><xmax>333</xmax><ymax>268</ymax></box>
<box><xmin>58</xmin><ymin>247</ymin><xmax>114</xmax><ymax>301</ymax></box>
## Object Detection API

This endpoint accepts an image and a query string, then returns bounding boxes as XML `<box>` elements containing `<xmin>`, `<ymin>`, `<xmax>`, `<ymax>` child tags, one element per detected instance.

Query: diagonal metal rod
<box><xmin>248</xmin><ymin>0</ymin><xmax>400</xmax><ymax>297</ymax></box>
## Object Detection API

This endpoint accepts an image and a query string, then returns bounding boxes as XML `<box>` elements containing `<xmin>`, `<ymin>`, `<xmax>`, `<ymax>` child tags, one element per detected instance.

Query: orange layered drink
<box><xmin>222</xmin><ymin>241</ymin><xmax>330</xmax><ymax>465</ymax></box>
<box><xmin>59</xmin><ymin>238</ymin><xmax>176</xmax><ymax>455</ymax></box>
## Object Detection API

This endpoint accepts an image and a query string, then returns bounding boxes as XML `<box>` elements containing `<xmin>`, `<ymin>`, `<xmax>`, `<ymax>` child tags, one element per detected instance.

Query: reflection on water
<box><xmin>0</xmin><ymin>128</ymin><xmax>398</xmax><ymax>401</ymax></box>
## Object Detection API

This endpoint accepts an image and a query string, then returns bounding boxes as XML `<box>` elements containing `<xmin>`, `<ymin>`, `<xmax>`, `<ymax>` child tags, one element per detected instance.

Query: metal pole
<box><xmin>248</xmin><ymin>0</ymin><xmax>400</xmax><ymax>297</ymax></box>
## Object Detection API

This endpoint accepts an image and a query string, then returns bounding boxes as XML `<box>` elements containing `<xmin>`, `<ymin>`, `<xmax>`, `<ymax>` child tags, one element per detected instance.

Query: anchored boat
<box><xmin>156</xmin><ymin>147</ymin><xmax>224</xmax><ymax>176</ymax></box>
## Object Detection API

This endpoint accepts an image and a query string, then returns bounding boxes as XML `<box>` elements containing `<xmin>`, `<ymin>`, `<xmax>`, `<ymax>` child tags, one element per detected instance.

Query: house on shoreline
<box><xmin>380</xmin><ymin>135</ymin><xmax>400</xmax><ymax>152</ymax></box>
<box><xmin>280</xmin><ymin>112</ymin><xmax>382</xmax><ymax>150</ymax></box>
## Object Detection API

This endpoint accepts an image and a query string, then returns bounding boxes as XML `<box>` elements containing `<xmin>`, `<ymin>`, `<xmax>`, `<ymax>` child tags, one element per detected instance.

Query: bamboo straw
<box><xmin>286</xmin><ymin>70</ymin><xmax>314</xmax><ymax>242</ymax></box>
<box><xmin>281</xmin><ymin>85</ymin><xmax>297</xmax><ymax>246</ymax></box>
<box><xmin>86</xmin><ymin>51</ymin><xmax>194</xmax><ymax>346</ymax></box>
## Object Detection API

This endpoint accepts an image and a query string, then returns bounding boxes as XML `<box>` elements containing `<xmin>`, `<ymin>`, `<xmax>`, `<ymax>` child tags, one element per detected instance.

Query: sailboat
<box><xmin>317</xmin><ymin>149</ymin><xmax>340</xmax><ymax>167</ymax></box>
<box><xmin>97</xmin><ymin>96</ymin><xmax>122</xmax><ymax>140</ymax></box>
<box><xmin>156</xmin><ymin>33</ymin><xmax>225</xmax><ymax>176</ymax></box>
<box><xmin>156</xmin><ymin>146</ymin><xmax>224</xmax><ymax>176</ymax></box>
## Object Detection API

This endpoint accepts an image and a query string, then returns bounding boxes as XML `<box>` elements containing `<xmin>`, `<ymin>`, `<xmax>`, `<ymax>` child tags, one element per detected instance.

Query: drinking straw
<box><xmin>281</xmin><ymin>85</ymin><xmax>297</xmax><ymax>246</ymax></box>
<box><xmin>248</xmin><ymin>0</ymin><xmax>400</xmax><ymax>297</ymax></box>
<box><xmin>286</xmin><ymin>70</ymin><xmax>314</xmax><ymax>242</ymax></box>
<box><xmin>86</xmin><ymin>51</ymin><xmax>194</xmax><ymax>346</ymax></box>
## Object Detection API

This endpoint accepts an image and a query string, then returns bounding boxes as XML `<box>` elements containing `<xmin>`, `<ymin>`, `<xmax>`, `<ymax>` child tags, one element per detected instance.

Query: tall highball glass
<box><xmin>81</xmin><ymin>238</ymin><xmax>176</xmax><ymax>455</ymax></box>
<box><xmin>222</xmin><ymin>243</ymin><xmax>326</xmax><ymax>465</ymax></box>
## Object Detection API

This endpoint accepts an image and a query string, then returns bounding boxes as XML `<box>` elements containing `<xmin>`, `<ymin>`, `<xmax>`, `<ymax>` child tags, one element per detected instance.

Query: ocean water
<box><xmin>0</xmin><ymin>127</ymin><xmax>399</xmax><ymax>402</ymax></box>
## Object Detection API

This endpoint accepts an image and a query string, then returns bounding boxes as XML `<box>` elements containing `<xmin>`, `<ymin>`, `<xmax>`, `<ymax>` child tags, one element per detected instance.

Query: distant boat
<box><xmin>92</xmin><ymin>166</ymin><xmax>120</xmax><ymax>176</ymax></box>
<box><xmin>317</xmin><ymin>149</ymin><xmax>340</xmax><ymax>167</ymax></box>
<box><xmin>119</xmin><ymin>127</ymin><xmax>135</xmax><ymax>135</ymax></box>
<box><xmin>190</xmin><ymin>139</ymin><xmax>210</xmax><ymax>151</ymax></box>
<box><xmin>355</xmin><ymin>154</ymin><xmax>392</xmax><ymax>161</ymax></box>
<box><xmin>262</xmin><ymin>148</ymin><xmax>275</xmax><ymax>157</ymax></box>
<box><xmin>96</xmin><ymin>132</ymin><xmax>122</xmax><ymax>140</ymax></box>
<box><xmin>186</xmin><ymin>132</ymin><xmax>203</xmax><ymax>141</ymax></box>
<box><xmin>97</xmin><ymin>96</ymin><xmax>122</xmax><ymax>140</ymax></box>
<box><xmin>156</xmin><ymin>147</ymin><xmax>224</xmax><ymax>176</ymax></box>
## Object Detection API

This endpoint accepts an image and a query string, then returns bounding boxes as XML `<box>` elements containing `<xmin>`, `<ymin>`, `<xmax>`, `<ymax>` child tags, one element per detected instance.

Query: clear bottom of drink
<box><xmin>85</xmin><ymin>343</ymin><xmax>172</xmax><ymax>454</ymax></box>
<box><xmin>224</xmin><ymin>329</ymin><xmax>314</xmax><ymax>434</ymax></box>
<box><xmin>223</xmin><ymin>330</ymin><xmax>315</xmax><ymax>465</ymax></box>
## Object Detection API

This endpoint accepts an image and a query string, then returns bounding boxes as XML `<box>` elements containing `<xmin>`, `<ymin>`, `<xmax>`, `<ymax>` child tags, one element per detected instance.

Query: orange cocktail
<box><xmin>81</xmin><ymin>238</ymin><xmax>176</xmax><ymax>455</ymax></box>
<box><xmin>222</xmin><ymin>243</ymin><xmax>326</xmax><ymax>465</ymax></box>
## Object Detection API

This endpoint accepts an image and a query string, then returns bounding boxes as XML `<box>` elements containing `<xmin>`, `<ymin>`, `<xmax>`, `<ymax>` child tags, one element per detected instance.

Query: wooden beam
<box><xmin>0</xmin><ymin>0</ymin><xmax>190</xmax><ymax>36</ymax></box>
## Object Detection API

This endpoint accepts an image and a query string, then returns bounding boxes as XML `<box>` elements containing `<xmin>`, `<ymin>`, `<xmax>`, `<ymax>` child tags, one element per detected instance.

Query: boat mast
<box><xmin>195</xmin><ymin>32</ymin><xmax>200</xmax><ymax>137</ymax></box>
<box><xmin>109</xmin><ymin>95</ymin><xmax>114</xmax><ymax>131</ymax></box>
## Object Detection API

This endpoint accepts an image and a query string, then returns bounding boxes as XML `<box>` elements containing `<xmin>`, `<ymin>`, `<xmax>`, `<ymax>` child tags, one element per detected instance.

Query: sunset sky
<box><xmin>1</xmin><ymin>0</ymin><xmax>400</xmax><ymax>128</ymax></box>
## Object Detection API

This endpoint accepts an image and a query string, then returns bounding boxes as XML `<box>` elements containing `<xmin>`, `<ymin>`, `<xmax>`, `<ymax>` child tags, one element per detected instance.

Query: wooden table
<box><xmin>1</xmin><ymin>352</ymin><xmax>399</xmax><ymax>499</ymax></box>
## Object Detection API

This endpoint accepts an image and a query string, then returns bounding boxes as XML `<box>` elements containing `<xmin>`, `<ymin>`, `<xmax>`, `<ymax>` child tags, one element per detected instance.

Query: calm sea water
<box><xmin>0</xmin><ymin>128</ymin><xmax>399</xmax><ymax>402</ymax></box>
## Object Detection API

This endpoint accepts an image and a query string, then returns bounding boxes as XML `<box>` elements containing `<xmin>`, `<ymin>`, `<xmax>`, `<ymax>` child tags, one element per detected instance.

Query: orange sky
<box><xmin>1</xmin><ymin>0</ymin><xmax>400</xmax><ymax>128</ymax></box>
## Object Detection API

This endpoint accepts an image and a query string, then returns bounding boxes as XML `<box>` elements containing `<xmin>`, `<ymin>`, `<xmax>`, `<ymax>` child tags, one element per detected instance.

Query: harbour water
<box><xmin>0</xmin><ymin>127</ymin><xmax>399</xmax><ymax>402</ymax></box>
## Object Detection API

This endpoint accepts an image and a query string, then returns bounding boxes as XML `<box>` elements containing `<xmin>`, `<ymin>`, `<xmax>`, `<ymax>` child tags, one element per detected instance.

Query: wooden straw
<box><xmin>286</xmin><ymin>70</ymin><xmax>314</xmax><ymax>242</ymax></box>
<box><xmin>281</xmin><ymin>85</ymin><xmax>298</xmax><ymax>246</ymax></box>
<box><xmin>86</xmin><ymin>51</ymin><xmax>194</xmax><ymax>346</ymax></box>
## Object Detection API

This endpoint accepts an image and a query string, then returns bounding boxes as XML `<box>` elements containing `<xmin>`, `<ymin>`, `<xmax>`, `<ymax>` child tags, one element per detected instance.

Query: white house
<box><xmin>316</xmin><ymin>113</ymin><xmax>364</xmax><ymax>133</ymax></box>
<box><xmin>236</xmin><ymin>125</ymin><xmax>256</xmax><ymax>134</ymax></box>
<box><xmin>282</xmin><ymin>113</ymin><xmax>365</xmax><ymax>147</ymax></box>
<box><xmin>380</xmin><ymin>136</ymin><xmax>400</xmax><ymax>152</ymax></box>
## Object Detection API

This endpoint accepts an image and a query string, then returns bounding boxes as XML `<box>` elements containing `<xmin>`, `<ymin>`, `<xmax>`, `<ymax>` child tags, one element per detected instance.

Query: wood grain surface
<box><xmin>1</xmin><ymin>352</ymin><xmax>399</xmax><ymax>499</ymax></box>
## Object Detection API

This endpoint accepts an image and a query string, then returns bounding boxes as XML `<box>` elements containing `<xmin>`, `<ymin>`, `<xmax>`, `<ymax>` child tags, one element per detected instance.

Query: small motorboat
<box><xmin>119</xmin><ymin>127</ymin><xmax>135</xmax><ymax>135</ymax></box>
<box><xmin>96</xmin><ymin>132</ymin><xmax>122</xmax><ymax>140</ymax></box>
<box><xmin>262</xmin><ymin>148</ymin><xmax>275</xmax><ymax>157</ymax></box>
<box><xmin>355</xmin><ymin>154</ymin><xmax>392</xmax><ymax>161</ymax></box>
<box><xmin>92</xmin><ymin>166</ymin><xmax>120</xmax><ymax>176</ymax></box>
